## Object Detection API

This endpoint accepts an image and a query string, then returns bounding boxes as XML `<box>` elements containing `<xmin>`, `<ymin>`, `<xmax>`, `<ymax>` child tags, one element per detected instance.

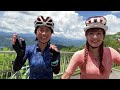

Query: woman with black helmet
<box><xmin>12</xmin><ymin>15</ymin><xmax>60</xmax><ymax>79</ymax></box>
<box><xmin>61</xmin><ymin>16</ymin><xmax>120</xmax><ymax>79</ymax></box>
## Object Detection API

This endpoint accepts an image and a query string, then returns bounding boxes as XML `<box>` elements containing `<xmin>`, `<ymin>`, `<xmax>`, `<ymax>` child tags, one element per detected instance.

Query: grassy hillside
<box><xmin>104</xmin><ymin>32</ymin><xmax>120</xmax><ymax>50</ymax></box>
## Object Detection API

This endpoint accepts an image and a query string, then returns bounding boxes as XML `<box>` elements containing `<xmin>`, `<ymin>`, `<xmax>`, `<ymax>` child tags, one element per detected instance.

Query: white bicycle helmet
<box><xmin>84</xmin><ymin>16</ymin><xmax>108</xmax><ymax>32</ymax></box>
<box><xmin>34</xmin><ymin>15</ymin><xmax>54</xmax><ymax>30</ymax></box>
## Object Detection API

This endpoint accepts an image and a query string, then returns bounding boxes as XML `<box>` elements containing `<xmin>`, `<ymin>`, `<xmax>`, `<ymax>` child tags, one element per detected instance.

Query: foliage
<box><xmin>60</xmin><ymin>45</ymin><xmax>85</xmax><ymax>52</ymax></box>
<box><xmin>104</xmin><ymin>34</ymin><xmax>120</xmax><ymax>50</ymax></box>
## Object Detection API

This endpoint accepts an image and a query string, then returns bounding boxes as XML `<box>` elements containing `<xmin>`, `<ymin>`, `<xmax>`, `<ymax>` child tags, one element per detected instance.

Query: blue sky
<box><xmin>0</xmin><ymin>11</ymin><xmax>120</xmax><ymax>40</ymax></box>
<box><xmin>77</xmin><ymin>11</ymin><xmax>120</xmax><ymax>19</ymax></box>
<box><xmin>76</xmin><ymin>11</ymin><xmax>110</xmax><ymax>19</ymax></box>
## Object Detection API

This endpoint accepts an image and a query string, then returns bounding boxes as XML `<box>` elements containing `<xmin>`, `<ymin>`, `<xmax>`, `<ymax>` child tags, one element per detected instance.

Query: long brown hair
<box><xmin>82</xmin><ymin>28</ymin><xmax>106</xmax><ymax>74</ymax></box>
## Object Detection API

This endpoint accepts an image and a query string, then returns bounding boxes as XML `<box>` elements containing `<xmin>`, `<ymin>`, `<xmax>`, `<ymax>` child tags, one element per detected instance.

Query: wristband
<box><xmin>51</xmin><ymin>60</ymin><xmax>59</xmax><ymax>66</ymax></box>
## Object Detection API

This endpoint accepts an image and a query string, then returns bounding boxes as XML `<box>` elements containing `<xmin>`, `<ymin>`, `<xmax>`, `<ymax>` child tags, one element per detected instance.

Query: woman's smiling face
<box><xmin>86</xmin><ymin>28</ymin><xmax>105</xmax><ymax>48</ymax></box>
<box><xmin>36</xmin><ymin>26</ymin><xmax>52</xmax><ymax>44</ymax></box>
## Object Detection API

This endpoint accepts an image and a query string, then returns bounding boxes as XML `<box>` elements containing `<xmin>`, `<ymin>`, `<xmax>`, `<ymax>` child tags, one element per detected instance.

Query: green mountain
<box><xmin>0</xmin><ymin>32</ymin><xmax>79</xmax><ymax>50</ymax></box>
<box><xmin>0</xmin><ymin>31</ymin><xmax>86</xmax><ymax>49</ymax></box>
<box><xmin>1</xmin><ymin>31</ymin><xmax>120</xmax><ymax>51</ymax></box>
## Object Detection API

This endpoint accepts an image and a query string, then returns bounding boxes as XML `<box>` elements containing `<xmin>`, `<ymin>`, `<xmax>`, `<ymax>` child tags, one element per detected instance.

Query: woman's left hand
<box><xmin>117</xmin><ymin>38</ymin><xmax>120</xmax><ymax>44</ymax></box>
<box><xmin>50</xmin><ymin>44</ymin><xmax>59</xmax><ymax>52</ymax></box>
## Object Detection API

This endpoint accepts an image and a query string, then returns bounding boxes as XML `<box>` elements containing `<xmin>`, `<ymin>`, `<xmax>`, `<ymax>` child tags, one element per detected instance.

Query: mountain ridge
<box><xmin>0</xmin><ymin>31</ymin><xmax>86</xmax><ymax>49</ymax></box>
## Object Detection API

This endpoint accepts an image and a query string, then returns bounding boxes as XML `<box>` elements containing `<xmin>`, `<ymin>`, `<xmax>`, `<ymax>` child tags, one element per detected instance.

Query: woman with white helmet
<box><xmin>61</xmin><ymin>16</ymin><xmax>120</xmax><ymax>79</ymax></box>
<box><xmin>12</xmin><ymin>15</ymin><xmax>60</xmax><ymax>79</ymax></box>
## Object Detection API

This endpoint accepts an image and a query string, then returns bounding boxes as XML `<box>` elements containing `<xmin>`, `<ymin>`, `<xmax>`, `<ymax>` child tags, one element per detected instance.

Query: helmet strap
<box><xmin>87</xmin><ymin>41</ymin><xmax>100</xmax><ymax>49</ymax></box>
<box><xmin>89</xmin><ymin>45</ymin><xmax>99</xmax><ymax>49</ymax></box>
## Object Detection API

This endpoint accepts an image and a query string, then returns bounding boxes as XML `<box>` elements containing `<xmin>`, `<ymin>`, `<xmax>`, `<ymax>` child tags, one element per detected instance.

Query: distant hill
<box><xmin>51</xmin><ymin>36</ymin><xmax>85</xmax><ymax>47</ymax></box>
<box><xmin>0</xmin><ymin>31</ymin><xmax>86</xmax><ymax>49</ymax></box>
<box><xmin>1</xmin><ymin>31</ymin><xmax>120</xmax><ymax>50</ymax></box>
<box><xmin>0</xmin><ymin>32</ymin><xmax>35</xmax><ymax>49</ymax></box>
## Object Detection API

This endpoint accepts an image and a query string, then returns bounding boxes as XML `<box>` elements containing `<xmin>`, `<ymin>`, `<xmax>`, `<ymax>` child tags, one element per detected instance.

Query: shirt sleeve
<box><xmin>109</xmin><ymin>47</ymin><xmax>120</xmax><ymax>65</ymax></box>
<box><xmin>65</xmin><ymin>50</ymin><xmax>84</xmax><ymax>75</ymax></box>
<box><xmin>13</xmin><ymin>46</ymin><xmax>29</xmax><ymax>72</ymax></box>
<box><xmin>23</xmin><ymin>46</ymin><xmax>30</xmax><ymax>61</ymax></box>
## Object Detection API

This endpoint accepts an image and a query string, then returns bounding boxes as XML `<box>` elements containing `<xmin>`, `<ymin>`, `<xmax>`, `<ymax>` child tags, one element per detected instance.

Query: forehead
<box><xmin>38</xmin><ymin>26</ymin><xmax>50</xmax><ymax>29</ymax></box>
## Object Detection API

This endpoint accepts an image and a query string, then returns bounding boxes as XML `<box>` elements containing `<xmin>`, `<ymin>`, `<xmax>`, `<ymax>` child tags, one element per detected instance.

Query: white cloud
<box><xmin>111</xmin><ymin>11</ymin><xmax>120</xmax><ymax>14</ymax></box>
<box><xmin>105</xmin><ymin>14</ymin><xmax>120</xmax><ymax>34</ymax></box>
<box><xmin>0</xmin><ymin>11</ymin><xmax>85</xmax><ymax>40</ymax></box>
<box><xmin>1</xmin><ymin>11</ymin><xmax>120</xmax><ymax>40</ymax></box>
